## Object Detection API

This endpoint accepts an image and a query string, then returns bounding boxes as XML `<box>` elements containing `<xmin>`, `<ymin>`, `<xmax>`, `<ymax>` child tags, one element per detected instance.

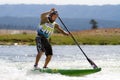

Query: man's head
<box><xmin>48</xmin><ymin>11</ymin><xmax>58</xmax><ymax>23</ymax></box>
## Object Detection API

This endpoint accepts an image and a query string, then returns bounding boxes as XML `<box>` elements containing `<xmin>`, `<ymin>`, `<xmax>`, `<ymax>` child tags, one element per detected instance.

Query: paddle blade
<box><xmin>87</xmin><ymin>58</ymin><xmax>98</xmax><ymax>69</ymax></box>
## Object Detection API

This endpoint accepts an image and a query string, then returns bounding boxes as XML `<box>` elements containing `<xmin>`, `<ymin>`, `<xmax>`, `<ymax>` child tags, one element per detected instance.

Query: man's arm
<box><xmin>40</xmin><ymin>12</ymin><xmax>50</xmax><ymax>24</ymax></box>
<box><xmin>54</xmin><ymin>24</ymin><xmax>69</xmax><ymax>36</ymax></box>
<box><xmin>40</xmin><ymin>8</ymin><xmax>56</xmax><ymax>25</ymax></box>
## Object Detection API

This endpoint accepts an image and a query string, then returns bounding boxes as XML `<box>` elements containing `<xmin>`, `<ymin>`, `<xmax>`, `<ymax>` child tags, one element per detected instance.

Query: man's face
<box><xmin>51</xmin><ymin>14</ymin><xmax>58</xmax><ymax>21</ymax></box>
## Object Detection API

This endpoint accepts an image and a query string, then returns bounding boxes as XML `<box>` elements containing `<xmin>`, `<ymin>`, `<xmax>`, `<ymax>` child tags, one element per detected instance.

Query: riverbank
<box><xmin>0</xmin><ymin>28</ymin><xmax>120</xmax><ymax>45</ymax></box>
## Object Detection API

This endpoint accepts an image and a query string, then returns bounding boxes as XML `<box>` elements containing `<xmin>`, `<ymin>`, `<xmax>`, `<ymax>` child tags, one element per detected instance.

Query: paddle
<box><xmin>58</xmin><ymin>16</ymin><xmax>98</xmax><ymax>69</ymax></box>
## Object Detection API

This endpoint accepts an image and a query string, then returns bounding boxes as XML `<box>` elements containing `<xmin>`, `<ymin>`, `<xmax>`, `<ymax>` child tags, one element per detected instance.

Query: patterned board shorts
<box><xmin>35</xmin><ymin>35</ymin><xmax>53</xmax><ymax>56</ymax></box>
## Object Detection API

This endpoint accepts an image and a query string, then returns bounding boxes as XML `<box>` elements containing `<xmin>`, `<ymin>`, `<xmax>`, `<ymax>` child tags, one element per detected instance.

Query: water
<box><xmin>0</xmin><ymin>45</ymin><xmax>120</xmax><ymax>80</ymax></box>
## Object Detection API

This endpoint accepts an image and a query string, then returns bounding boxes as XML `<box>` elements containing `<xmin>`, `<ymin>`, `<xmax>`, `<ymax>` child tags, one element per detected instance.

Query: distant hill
<box><xmin>0</xmin><ymin>4</ymin><xmax>120</xmax><ymax>31</ymax></box>
<box><xmin>0</xmin><ymin>4</ymin><xmax>120</xmax><ymax>21</ymax></box>
<box><xmin>0</xmin><ymin>17</ymin><xmax>120</xmax><ymax>31</ymax></box>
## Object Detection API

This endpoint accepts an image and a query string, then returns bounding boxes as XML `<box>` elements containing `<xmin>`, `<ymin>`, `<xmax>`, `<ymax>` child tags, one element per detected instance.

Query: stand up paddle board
<box><xmin>33</xmin><ymin>68</ymin><xmax>101</xmax><ymax>76</ymax></box>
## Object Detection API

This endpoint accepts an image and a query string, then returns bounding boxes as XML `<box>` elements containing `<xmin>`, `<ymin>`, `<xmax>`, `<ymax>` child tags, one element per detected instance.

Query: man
<box><xmin>34</xmin><ymin>8</ymin><xmax>69</xmax><ymax>69</ymax></box>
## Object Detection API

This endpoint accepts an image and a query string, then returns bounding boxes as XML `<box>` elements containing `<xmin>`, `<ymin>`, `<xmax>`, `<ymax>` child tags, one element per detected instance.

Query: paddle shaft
<box><xmin>58</xmin><ymin>16</ymin><xmax>98</xmax><ymax>69</ymax></box>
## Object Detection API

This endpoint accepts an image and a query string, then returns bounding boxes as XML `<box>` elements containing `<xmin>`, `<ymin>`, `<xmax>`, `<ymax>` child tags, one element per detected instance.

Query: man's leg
<box><xmin>35</xmin><ymin>36</ymin><xmax>44</xmax><ymax>68</ymax></box>
<box><xmin>34</xmin><ymin>52</ymin><xmax>44</xmax><ymax>67</ymax></box>
<box><xmin>41</xmin><ymin>36</ymin><xmax>53</xmax><ymax>68</ymax></box>
<box><xmin>43</xmin><ymin>55</ymin><xmax>52</xmax><ymax>68</ymax></box>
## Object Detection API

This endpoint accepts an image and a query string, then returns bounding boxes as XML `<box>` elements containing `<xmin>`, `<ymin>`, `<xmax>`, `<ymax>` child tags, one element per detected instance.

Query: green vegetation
<box><xmin>0</xmin><ymin>34</ymin><xmax>36</xmax><ymax>45</ymax></box>
<box><xmin>0</xmin><ymin>32</ymin><xmax>120</xmax><ymax>45</ymax></box>
<box><xmin>51</xmin><ymin>34</ymin><xmax>120</xmax><ymax>45</ymax></box>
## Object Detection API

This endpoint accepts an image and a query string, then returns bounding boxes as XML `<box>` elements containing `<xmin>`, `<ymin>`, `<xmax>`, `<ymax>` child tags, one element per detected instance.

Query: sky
<box><xmin>0</xmin><ymin>0</ymin><xmax>120</xmax><ymax>5</ymax></box>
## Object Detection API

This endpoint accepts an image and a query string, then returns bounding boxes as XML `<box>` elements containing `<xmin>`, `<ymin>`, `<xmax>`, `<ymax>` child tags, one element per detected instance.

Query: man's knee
<box><xmin>37</xmin><ymin>51</ymin><xmax>44</xmax><ymax>56</ymax></box>
<box><xmin>46</xmin><ymin>55</ymin><xmax>52</xmax><ymax>58</ymax></box>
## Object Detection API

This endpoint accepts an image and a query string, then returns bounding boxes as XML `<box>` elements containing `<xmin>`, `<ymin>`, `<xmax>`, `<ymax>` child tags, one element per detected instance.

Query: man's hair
<box><xmin>49</xmin><ymin>11</ymin><xmax>58</xmax><ymax>17</ymax></box>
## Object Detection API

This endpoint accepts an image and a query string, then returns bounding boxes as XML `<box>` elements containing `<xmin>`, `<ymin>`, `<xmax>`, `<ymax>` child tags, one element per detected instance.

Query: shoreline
<box><xmin>0</xmin><ymin>28</ymin><xmax>120</xmax><ymax>45</ymax></box>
